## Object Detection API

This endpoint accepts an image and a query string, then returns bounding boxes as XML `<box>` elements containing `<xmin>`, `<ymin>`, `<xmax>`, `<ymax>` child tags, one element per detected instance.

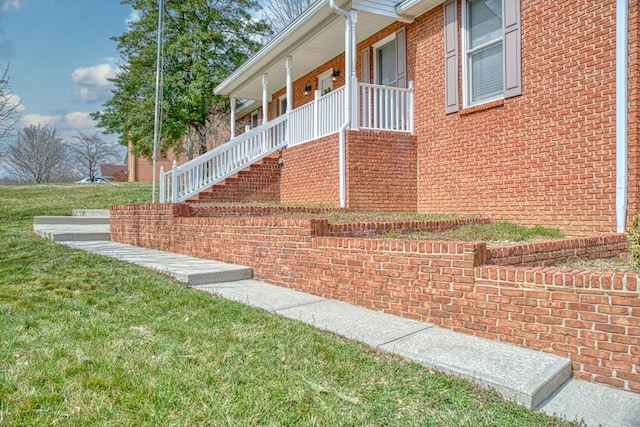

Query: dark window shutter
<box><xmin>503</xmin><ymin>0</ymin><xmax>521</xmax><ymax>98</ymax></box>
<box><xmin>361</xmin><ymin>47</ymin><xmax>371</xmax><ymax>84</ymax></box>
<box><xmin>395</xmin><ymin>27</ymin><xmax>407</xmax><ymax>89</ymax></box>
<box><xmin>444</xmin><ymin>0</ymin><xmax>459</xmax><ymax>114</ymax></box>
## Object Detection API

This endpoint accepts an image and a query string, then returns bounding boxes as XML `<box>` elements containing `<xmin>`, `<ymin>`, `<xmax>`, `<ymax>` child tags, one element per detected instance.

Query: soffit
<box><xmin>215</xmin><ymin>1</ymin><xmax>397</xmax><ymax>100</ymax></box>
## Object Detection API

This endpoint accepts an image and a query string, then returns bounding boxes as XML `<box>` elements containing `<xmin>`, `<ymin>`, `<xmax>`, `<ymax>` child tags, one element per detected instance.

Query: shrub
<box><xmin>628</xmin><ymin>215</ymin><xmax>640</xmax><ymax>266</ymax></box>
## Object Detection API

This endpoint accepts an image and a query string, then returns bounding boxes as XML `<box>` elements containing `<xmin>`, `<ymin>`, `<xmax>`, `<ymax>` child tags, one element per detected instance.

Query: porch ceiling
<box><xmin>215</xmin><ymin>0</ymin><xmax>399</xmax><ymax>101</ymax></box>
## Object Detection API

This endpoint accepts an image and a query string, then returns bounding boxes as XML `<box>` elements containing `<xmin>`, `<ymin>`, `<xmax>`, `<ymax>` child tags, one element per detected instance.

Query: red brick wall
<box><xmin>110</xmin><ymin>204</ymin><xmax>639</xmax><ymax>392</ymax></box>
<box><xmin>474</xmin><ymin>266</ymin><xmax>639</xmax><ymax>391</ymax></box>
<box><xmin>280</xmin><ymin>134</ymin><xmax>341</xmax><ymax>206</ymax></box>
<box><xmin>278</xmin><ymin>131</ymin><xmax>418</xmax><ymax>210</ymax></box>
<box><xmin>409</xmin><ymin>0</ymin><xmax>634</xmax><ymax>234</ymax></box>
<box><xmin>346</xmin><ymin>130</ymin><xmax>417</xmax><ymax>212</ymax></box>
<box><xmin>229</xmin><ymin>0</ymin><xmax>639</xmax><ymax>234</ymax></box>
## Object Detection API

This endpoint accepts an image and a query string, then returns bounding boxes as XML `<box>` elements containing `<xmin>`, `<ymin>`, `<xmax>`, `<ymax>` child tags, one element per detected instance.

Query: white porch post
<box><xmin>350</xmin><ymin>10</ymin><xmax>358</xmax><ymax>129</ymax></box>
<box><xmin>330</xmin><ymin>0</ymin><xmax>356</xmax><ymax>209</ymax></box>
<box><xmin>262</xmin><ymin>73</ymin><xmax>269</xmax><ymax>124</ymax></box>
<box><xmin>285</xmin><ymin>56</ymin><xmax>293</xmax><ymax>113</ymax></box>
<box><xmin>230</xmin><ymin>97</ymin><xmax>236</xmax><ymax>139</ymax></box>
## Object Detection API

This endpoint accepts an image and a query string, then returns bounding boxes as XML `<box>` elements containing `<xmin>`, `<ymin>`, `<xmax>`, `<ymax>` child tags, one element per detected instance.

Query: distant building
<box><xmin>101</xmin><ymin>164</ymin><xmax>128</xmax><ymax>182</ymax></box>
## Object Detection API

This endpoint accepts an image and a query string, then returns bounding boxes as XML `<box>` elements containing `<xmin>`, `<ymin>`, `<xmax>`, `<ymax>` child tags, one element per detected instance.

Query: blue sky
<box><xmin>0</xmin><ymin>0</ymin><xmax>134</xmax><ymax>144</ymax></box>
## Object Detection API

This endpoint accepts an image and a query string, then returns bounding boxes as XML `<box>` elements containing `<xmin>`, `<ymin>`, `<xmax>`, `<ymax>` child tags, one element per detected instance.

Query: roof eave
<box><xmin>395</xmin><ymin>0</ymin><xmax>443</xmax><ymax>18</ymax></box>
<box><xmin>215</xmin><ymin>0</ymin><xmax>336</xmax><ymax>96</ymax></box>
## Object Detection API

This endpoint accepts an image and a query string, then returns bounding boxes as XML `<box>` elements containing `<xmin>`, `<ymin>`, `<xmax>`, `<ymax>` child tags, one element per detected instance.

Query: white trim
<box><xmin>372</xmin><ymin>33</ymin><xmax>396</xmax><ymax>86</ymax></box>
<box><xmin>317</xmin><ymin>68</ymin><xmax>334</xmax><ymax>94</ymax></box>
<box><xmin>250</xmin><ymin>110</ymin><xmax>261</xmax><ymax>128</ymax></box>
<box><xmin>395</xmin><ymin>0</ymin><xmax>442</xmax><ymax>18</ymax></box>
<box><xmin>278</xmin><ymin>94</ymin><xmax>288</xmax><ymax>116</ymax></box>
<box><xmin>616</xmin><ymin>0</ymin><xmax>629</xmax><ymax>232</ymax></box>
<box><xmin>461</xmin><ymin>0</ymin><xmax>505</xmax><ymax>108</ymax></box>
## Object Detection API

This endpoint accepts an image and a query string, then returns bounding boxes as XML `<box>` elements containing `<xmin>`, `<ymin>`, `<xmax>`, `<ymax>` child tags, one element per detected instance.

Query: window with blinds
<box><xmin>466</xmin><ymin>0</ymin><xmax>503</xmax><ymax>104</ymax></box>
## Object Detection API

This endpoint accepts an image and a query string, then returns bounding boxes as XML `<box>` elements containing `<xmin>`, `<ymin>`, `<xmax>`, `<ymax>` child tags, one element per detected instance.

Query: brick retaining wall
<box><xmin>110</xmin><ymin>203</ymin><xmax>639</xmax><ymax>392</ymax></box>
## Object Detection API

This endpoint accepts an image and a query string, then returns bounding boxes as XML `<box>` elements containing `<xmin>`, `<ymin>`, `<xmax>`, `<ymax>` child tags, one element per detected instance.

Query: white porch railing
<box><xmin>359</xmin><ymin>81</ymin><xmax>414</xmax><ymax>133</ymax></box>
<box><xmin>288</xmin><ymin>86</ymin><xmax>345</xmax><ymax>147</ymax></box>
<box><xmin>160</xmin><ymin>114</ymin><xmax>287</xmax><ymax>203</ymax></box>
<box><xmin>159</xmin><ymin>81</ymin><xmax>413</xmax><ymax>203</ymax></box>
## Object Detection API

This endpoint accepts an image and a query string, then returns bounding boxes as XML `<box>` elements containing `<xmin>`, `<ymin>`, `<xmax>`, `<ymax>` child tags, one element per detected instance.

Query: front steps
<box><xmin>190</xmin><ymin>156</ymin><xmax>281</xmax><ymax>204</ymax></box>
<box><xmin>33</xmin><ymin>210</ymin><xmax>111</xmax><ymax>241</ymax></box>
<box><xmin>33</xmin><ymin>210</ymin><xmax>253</xmax><ymax>285</ymax></box>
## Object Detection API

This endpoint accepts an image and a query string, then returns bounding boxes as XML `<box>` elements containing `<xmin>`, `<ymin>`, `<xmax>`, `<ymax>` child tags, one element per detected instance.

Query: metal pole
<box><xmin>152</xmin><ymin>0</ymin><xmax>164</xmax><ymax>203</ymax></box>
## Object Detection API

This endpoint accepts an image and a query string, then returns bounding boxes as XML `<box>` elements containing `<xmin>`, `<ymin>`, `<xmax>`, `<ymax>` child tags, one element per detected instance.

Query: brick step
<box><xmin>191</xmin><ymin>155</ymin><xmax>281</xmax><ymax>204</ymax></box>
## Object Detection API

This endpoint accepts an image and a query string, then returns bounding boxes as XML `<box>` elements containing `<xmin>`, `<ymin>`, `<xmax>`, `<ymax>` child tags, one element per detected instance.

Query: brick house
<box><xmin>159</xmin><ymin>0</ymin><xmax>638</xmax><ymax>235</ymax></box>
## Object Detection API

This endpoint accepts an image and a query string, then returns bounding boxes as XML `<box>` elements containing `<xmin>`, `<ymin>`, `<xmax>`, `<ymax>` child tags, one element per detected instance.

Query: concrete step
<box><xmin>72</xmin><ymin>209</ymin><xmax>110</xmax><ymax>217</ymax></box>
<box><xmin>62</xmin><ymin>241</ymin><xmax>253</xmax><ymax>285</ymax></box>
<box><xmin>34</xmin><ymin>216</ymin><xmax>110</xmax><ymax>225</ymax></box>
<box><xmin>34</xmin><ymin>224</ymin><xmax>110</xmax><ymax>242</ymax></box>
<box><xmin>379</xmin><ymin>326</ymin><xmax>572</xmax><ymax>409</ymax></box>
<box><xmin>196</xmin><ymin>279</ymin><xmax>572</xmax><ymax>410</ymax></box>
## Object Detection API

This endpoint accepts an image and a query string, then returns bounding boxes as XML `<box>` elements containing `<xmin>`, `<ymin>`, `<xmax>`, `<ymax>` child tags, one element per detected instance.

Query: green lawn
<box><xmin>0</xmin><ymin>183</ymin><xmax>577</xmax><ymax>426</ymax></box>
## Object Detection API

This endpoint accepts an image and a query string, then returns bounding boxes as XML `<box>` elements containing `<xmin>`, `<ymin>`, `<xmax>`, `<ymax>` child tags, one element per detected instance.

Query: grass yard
<box><xmin>0</xmin><ymin>183</ymin><xmax>578</xmax><ymax>426</ymax></box>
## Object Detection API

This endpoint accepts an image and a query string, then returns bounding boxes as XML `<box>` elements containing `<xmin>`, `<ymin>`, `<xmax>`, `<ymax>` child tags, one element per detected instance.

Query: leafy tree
<box><xmin>71</xmin><ymin>131</ymin><xmax>120</xmax><ymax>182</ymax></box>
<box><xmin>93</xmin><ymin>0</ymin><xmax>269</xmax><ymax>160</ymax></box>
<box><xmin>2</xmin><ymin>125</ymin><xmax>69</xmax><ymax>183</ymax></box>
<box><xmin>261</xmin><ymin>0</ymin><xmax>314</xmax><ymax>33</ymax></box>
<box><xmin>0</xmin><ymin>64</ymin><xmax>20</xmax><ymax>142</ymax></box>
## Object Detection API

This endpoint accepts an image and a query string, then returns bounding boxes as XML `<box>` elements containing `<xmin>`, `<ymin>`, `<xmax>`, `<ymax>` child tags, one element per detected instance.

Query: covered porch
<box><xmin>160</xmin><ymin>0</ymin><xmax>438</xmax><ymax>204</ymax></box>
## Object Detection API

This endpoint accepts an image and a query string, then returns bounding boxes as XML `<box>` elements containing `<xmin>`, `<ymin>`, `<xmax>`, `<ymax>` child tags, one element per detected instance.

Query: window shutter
<box><xmin>361</xmin><ymin>47</ymin><xmax>370</xmax><ymax>84</ymax></box>
<box><xmin>503</xmin><ymin>0</ymin><xmax>521</xmax><ymax>98</ymax></box>
<box><xmin>395</xmin><ymin>27</ymin><xmax>407</xmax><ymax>89</ymax></box>
<box><xmin>444</xmin><ymin>0</ymin><xmax>459</xmax><ymax>114</ymax></box>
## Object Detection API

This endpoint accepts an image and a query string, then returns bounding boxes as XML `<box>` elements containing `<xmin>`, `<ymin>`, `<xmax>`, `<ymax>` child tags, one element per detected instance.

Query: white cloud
<box><xmin>1</xmin><ymin>0</ymin><xmax>22</xmax><ymax>12</ymax></box>
<box><xmin>19</xmin><ymin>111</ymin><xmax>120</xmax><ymax>149</ymax></box>
<box><xmin>1</xmin><ymin>92</ymin><xmax>24</xmax><ymax>112</ymax></box>
<box><xmin>21</xmin><ymin>112</ymin><xmax>97</xmax><ymax>134</ymax></box>
<box><xmin>70</xmin><ymin>63</ymin><xmax>117</xmax><ymax>103</ymax></box>
<box><xmin>71</xmin><ymin>64</ymin><xmax>116</xmax><ymax>87</ymax></box>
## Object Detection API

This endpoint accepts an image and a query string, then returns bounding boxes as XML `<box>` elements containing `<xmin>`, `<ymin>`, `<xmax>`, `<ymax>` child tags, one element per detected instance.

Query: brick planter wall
<box><xmin>110</xmin><ymin>203</ymin><xmax>639</xmax><ymax>392</ymax></box>
<box><xmin>474</xmin><ymin>266</ymin><xmax>639</xmax><ymax>391</ymax></box>
<box><xmin>487</xmin><ymin>236</ymin><xmax>631</xmax><ymax>267</ymax></box>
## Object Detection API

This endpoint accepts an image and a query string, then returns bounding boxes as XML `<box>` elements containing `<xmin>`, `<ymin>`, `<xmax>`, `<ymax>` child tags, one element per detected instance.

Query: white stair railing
<box><xmin>159</xmin><ymin>81</ymin><xmax>414</xmax><ymax>202</ymax></box>
<box><xmin>160</xmin><ymin>114</ymin><xmax>287</xmax><ymax>203</ymax></box>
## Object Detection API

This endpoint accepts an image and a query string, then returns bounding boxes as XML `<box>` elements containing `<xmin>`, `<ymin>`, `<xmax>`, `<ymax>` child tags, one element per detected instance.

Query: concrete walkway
<box><xmin>34</xmin><ymin>211</ymin><xmax>640</xmax><ymax>427</ymax></box>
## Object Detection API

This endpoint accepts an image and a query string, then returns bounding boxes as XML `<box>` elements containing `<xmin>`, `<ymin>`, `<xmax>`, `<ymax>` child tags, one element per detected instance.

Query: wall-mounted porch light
<box><xmin>303</xmin><ymin>85</ymin><xmax>312</xmax><ymax>96</ymax></box>
<box><xmin>331</xmin><ymin>70</ymin><xmax>340</xmax><ymax>81</ymax></box>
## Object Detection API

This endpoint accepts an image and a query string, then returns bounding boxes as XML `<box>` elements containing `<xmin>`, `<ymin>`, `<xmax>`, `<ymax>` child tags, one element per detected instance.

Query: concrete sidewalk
<box><xmin>34</xmin><ymin>213</ymin><xmax>640</xmax><ymax>427</ymax></box>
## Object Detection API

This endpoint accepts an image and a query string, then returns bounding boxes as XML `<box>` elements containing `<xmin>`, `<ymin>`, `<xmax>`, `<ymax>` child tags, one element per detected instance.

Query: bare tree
<box><xmin>0</xmin><ymin>64</ymin><xmax>20</xmax><ymax>142</ymax></box>
<box><xmin>71</xmin><ymin>131</ymin><xmax>119</xmax><ymax>181</ymax></box>
<box><xmin>261</xmin><ymin>0</ymin><xmax>314</xmax><ymax>33</ymax></box>
<box><xmin>2</xmin><ymin>125</ymin><xmax>70</xmax><ymax>183</ymax></box>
